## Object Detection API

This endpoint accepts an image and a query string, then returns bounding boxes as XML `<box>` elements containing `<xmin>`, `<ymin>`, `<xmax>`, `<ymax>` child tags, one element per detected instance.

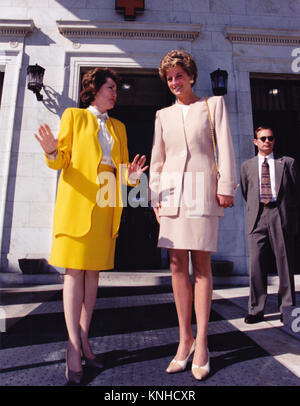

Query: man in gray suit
<box><xmin>241</xmin><ymin>126</ymin><xmax>300</xmax><ymax>323</ymax></box>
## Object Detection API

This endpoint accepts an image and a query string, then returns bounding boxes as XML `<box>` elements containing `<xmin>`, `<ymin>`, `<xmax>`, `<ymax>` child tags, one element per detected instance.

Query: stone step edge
<box><xmin>0</xmin><ymin>271</ymin><xmax>290</xmax><ymax>287</ymax></box>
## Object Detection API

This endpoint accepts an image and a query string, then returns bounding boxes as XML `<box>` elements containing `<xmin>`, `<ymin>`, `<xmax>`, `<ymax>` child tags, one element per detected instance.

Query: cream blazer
<box><xmin>149</xmin><ymin>96</ymin><xmax>238</xmax><ymax>217</ymax></box>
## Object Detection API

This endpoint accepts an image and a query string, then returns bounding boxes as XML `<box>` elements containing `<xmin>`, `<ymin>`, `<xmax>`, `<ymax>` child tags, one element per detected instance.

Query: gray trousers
<box><xmin>248</xmin><ymin>204</ymin><xmax>296</xmax><ymax>315</ymax></box>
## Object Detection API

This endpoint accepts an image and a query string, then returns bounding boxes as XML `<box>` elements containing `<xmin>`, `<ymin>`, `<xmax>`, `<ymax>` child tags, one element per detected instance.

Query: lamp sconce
<box><xmin>26</xmin><ymin>64</ymin><xmax>45</xmax><ymax>101</ymax></box>
<box><xmin>210</xmin><ymin>68</ymin><xmax>228</xmax><ymax>96</ymax></box>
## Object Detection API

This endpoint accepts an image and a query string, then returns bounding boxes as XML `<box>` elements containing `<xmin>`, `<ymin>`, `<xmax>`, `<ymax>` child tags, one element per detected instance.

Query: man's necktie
<box><xmin>261</xmin><ymin>158</ymin><xmax>272</xmax><ymax>204</ymax></box>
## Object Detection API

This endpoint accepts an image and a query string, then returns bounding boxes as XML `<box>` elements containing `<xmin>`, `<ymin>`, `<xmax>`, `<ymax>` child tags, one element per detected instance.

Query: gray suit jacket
<box><xmin>241</xmin><ymin>155</ymin><xmax>300</xmax><ymax>235</ymax></box>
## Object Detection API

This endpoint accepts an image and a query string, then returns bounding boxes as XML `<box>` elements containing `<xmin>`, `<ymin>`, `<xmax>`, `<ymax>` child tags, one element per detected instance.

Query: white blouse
<box><xmin>176</xmin><ymin>102</ymin><xmax>191</xmax><ymax>121</ymax></box>
<box><xmin>87</xmin><ymin>105</ymin><xmax>115</xmax><ymax>168</ymax></box>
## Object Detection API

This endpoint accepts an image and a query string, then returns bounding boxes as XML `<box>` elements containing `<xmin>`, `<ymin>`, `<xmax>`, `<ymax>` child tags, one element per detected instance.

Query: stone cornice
<box><xmin>0</xmin><ymin>19</ymin><xmax>34</xmax><ymax>37</ymax></box>
<box><xmin>56</xmin><ymin>20</ymin><xmax>201</xmax><ymax>41</ymax></box>
<box><xmin>225</xmin><ymin>26</ymin><xmax>300</xmax><ymax>46</ymax></box>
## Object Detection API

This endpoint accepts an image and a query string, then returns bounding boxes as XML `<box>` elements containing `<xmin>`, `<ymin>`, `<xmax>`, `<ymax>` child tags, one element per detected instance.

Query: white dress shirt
<box><xmin>258</xmin><ymin>152</ymin><xmax>276</xmax><ymax>202</ymax></box>
<box><xmin>88</xmin><ymin>105</ymin><xmax>115</xmax><ymax>168</ymax></box>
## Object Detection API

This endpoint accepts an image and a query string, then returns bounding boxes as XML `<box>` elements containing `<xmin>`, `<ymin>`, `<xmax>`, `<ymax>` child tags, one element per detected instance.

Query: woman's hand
<box><xmin>217</xmin><ymin>194</ymin><xmax>234</xmax><ymax>208</ymax></box>
<box><xmin>153</xmin><ymin>203</ymin><xmax>161</xmax><ymax>224</ymax></box>
<box><xmin>34</xmin><ymin>124</ymin><xmax>58</xmax><ymax>154</ymax></box>
<box><xmin>128</xmin><ymin>154</ymin><xmax>148</xmax><ymax>183</ymax></box>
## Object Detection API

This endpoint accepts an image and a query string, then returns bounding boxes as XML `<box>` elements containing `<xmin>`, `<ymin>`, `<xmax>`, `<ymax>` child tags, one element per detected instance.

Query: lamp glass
<box><xmin>27</xmin><ymin>64</ymin><xmax>45</xmax><ymax>96</ymax></box>
<box><xmin>210</xmin><ymin>68</ymin><xmax>228</xmax><ymax>96</ymax></box>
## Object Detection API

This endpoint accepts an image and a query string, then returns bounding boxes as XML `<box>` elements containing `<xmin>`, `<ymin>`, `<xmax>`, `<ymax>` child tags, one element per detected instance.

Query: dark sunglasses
<box><xmin>258</xmin><ymin>136</ymin><xmax>275</xmax><ymax>142</ymax></box>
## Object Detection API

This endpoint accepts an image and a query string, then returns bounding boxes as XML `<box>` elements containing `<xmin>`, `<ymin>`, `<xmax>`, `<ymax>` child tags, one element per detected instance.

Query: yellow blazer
<box><xmin>45</xmin><ymin>107</ymin><xmax>131</xmax><ymax>239</ymax></box>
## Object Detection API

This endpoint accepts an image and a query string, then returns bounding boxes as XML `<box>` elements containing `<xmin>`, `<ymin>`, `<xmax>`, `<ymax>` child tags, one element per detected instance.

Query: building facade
<box><xmin>0</xmin><ymin>0</ymin><xmax>300</xmax><ymax>276</ymax></box>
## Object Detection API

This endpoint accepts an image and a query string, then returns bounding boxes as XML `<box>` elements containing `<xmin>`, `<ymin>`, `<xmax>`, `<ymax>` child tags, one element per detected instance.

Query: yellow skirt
<box><xmin>49</xmin><ymin>164</ymin><xmax>116</xmax><ymax>271</ymax></box>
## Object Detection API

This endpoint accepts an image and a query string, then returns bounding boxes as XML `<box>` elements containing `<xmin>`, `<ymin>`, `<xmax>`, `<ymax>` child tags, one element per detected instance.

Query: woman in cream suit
<box><xmin>35</xmin><ymin>68</ymin><xmax>147</xmax><ymax>384</ymax></box>
<box><xmin>149</xmin><ymin>50</ymin><xmax>237</xmax><ymax>380</ymax></box>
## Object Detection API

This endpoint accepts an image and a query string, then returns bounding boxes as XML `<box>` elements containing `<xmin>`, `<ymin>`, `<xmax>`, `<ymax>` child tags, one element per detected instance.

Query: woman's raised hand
<box><xmin>128</xmin><ymin>154</ymin><xmax>148</xmax><ymax>183</ymax></box>
<box><xmin>34</xmin><ymin>124</ymin><xmax>58</xmax><ymax>154</ymax></box>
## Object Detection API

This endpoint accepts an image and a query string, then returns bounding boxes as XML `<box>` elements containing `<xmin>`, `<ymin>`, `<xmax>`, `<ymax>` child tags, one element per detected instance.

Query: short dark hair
<box><xmin>254</xmin><ymin>126</ymin><xmax>274</xmax><ymax>139</ymax></box>
<box><xmin>158</xmin><ymin>50</ymin><xmax>198</xmax><ymax>87</ymax></box>
<box><xmin>80</xmin><ymin>67</ymin><xmax>119</xmax><ymax>107</ymax></box>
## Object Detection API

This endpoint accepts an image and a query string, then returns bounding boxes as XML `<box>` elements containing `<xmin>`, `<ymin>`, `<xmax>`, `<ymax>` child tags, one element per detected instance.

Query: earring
<box><xmin>190</xmin><ymin>80</ymin><xmax>194</xmax><ymax>84</ymax></box>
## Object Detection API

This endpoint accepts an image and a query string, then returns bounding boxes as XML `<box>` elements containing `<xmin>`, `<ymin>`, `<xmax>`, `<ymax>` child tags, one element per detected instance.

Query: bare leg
<box><xmin>191</xmin><ymin>250</ymin><xmax>212</xmax><ymax>366</ymax></box>
<box><xmin>63</xmin><ymin>268</ymin><xmax>85</xmax><ymax>372</ymax></box>
<box><xmin>169</xmin><ymin>249</ymin><xmax>194</xmax><ymax>360</ymax></box>
<box><xmin>80</xmin><ymin>270</ymin><xmax>100</xmax><ymax>359</ymax></box>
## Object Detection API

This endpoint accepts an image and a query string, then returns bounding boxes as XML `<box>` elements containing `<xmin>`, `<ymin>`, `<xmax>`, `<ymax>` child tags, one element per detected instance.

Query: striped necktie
<box><xmin>261</xmin><ymin>158</ymin><xmax>272</xmax><ymax>204</ymax></box>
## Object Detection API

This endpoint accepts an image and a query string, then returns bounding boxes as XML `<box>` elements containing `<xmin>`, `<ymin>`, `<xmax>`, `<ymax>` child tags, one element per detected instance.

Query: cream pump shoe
<box><xmin>166</xmin><ymin>341</ymin><xmax>195</xmax><ymax>373</ymax></box>
<box><xmin>191</xmin><ymin>349</ymin><xmax>210</xmax><ymax>380</ymax></box>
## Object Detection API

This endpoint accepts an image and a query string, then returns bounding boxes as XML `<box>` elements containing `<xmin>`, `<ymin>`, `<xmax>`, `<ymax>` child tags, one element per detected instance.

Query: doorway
<box><xmin>80</xmin><ymin>67</ymin><xmax>174</xmax><ymax>270</ymax></box>
<box><xmin>250</xmin><ymin>73</ymin><xmax>300</xmax><ymax>164</ymax></box>
<box><xmin>250</xmin><ymin>73</ymin><xmax>300</xmax><ymax>273</ymax></box>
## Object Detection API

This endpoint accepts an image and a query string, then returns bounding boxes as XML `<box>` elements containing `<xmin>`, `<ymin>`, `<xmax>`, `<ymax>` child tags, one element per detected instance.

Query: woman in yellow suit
<box><xmin>35</xmin><ymin>68</ymin><xmax>147</xmax><ymax>384</ymax></box>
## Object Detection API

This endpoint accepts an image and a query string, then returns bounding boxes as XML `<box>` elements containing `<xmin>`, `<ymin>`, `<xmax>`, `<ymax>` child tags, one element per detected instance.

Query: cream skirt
<box><xmin>158</xmin><ymin>205</ymin><xmax>219</xmax><ymax>252</ymax></box>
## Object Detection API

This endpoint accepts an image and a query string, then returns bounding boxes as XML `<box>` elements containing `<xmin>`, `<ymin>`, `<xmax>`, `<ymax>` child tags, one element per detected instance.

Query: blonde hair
<box><xmin>158</xmin><ymin>50</ymin><xmax>197</xmax><ymax>86</ymax></box>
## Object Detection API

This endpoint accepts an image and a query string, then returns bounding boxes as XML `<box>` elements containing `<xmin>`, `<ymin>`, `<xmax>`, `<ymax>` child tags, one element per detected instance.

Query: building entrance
<box><xmin>250</xmin><ymin>73</ymin><xmax>300</xmax><ymax>272</ymax></box>
<box><xmin>80</xmin><ymin>67</ymin><xmax>174</xmax><ymax>270</ymax></box>
<box><xmin>250</xmin><ymin>73</ymin><xmax>300</xmax><ymax>165</ymax></box>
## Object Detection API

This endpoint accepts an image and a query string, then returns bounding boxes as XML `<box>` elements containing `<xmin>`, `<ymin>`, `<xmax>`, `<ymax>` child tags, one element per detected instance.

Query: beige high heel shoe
<box><xmin>80</xmin><ymin>338</ymin><xmax>104</xmax><ymax>369</ymax></box>
<box><xmin>166</xmin><ymin>341</ymin><xmax>195</xmax><ymax>374</ymax></box>
<box><xmin>191</xmin><ymin>349</ymin><xmax>210</xmax><ymax>380</ymax></box>
<box><xmin>65</xmin><ymin>350</ymin><xmax>83</xmax><ymax>384</ymax></box>
<box><xmin>82</xmin><ymin>353</ymin><xmax>104</xmax><ymax>369</ymax></box>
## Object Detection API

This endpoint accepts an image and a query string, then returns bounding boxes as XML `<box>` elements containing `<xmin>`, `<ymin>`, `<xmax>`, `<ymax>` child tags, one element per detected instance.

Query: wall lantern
<box><xmin>26</xmin><ymin>64</ymin><xmax>45</xmax><ymax>101</ymax></box>
<box><xmin>210</xmin><ymin>68</ymin><xmax>228</xmax><ymax>96</ymax></box>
